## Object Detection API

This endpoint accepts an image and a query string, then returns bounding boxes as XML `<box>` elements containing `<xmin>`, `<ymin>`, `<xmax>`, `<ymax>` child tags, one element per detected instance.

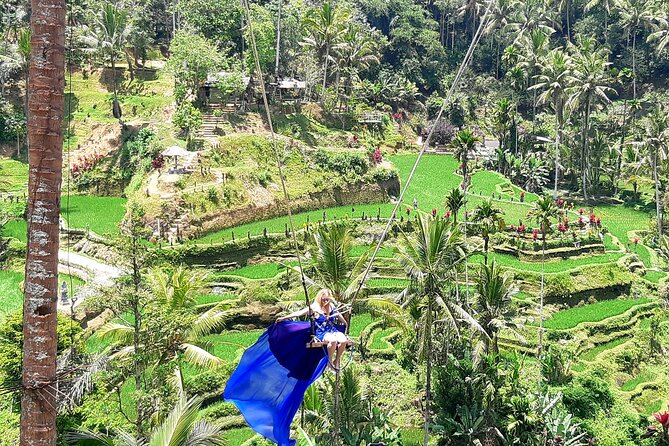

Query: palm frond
<box><xmin>181</xmin><ymin>343</ymin><xmax>222</xmax><ymax>369</ymax></box>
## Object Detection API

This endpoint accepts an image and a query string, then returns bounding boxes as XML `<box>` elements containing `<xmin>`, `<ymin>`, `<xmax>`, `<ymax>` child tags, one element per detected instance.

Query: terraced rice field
<box><xmin>580</xmin><ymin>336</ymin><xmax>631</xmax><ymax>361</ymax></box>
<box><xmin>620</xmin><ymin>372</ymin><xmax>657</xmax><ymax>391</ymax></box>
<box><xmin>643</xmin><ymin>270</ymin><xmax>666</xmax><ymax>284</ymax></box>
<box><xmin>544</xmin><ymin>298</ymin><xmax>651</xmax><ymax>330</ymax></box>
<box><xmin>206</xmin><ymin>330</ymin><xmax>263</xmax><ymax>362</ymax></box>
<box><xmin>369</xmin><ymin>327</ymin><xmax>398</xmax><ymax>350</ymax></box>
<box><xmin>218</xmin><ymin>262</ymin><xmax>295</xmax><ymax>279</ymax></box>
<box><xmin>471</xmin><ymin>251</ymin><xmax>625</xmax><ymax>273</ymax></box>
<box><xmin>349</xmin><ymin>313</ymin><xmax>376</xmax><ymax>337</ymax></box>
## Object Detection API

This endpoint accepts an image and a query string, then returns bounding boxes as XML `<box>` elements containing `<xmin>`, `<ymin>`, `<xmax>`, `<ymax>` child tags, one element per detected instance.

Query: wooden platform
<box><xmin>306</xmin><ymin>340</ymin><xmax>354</xmax><ymax>348</ymax></box>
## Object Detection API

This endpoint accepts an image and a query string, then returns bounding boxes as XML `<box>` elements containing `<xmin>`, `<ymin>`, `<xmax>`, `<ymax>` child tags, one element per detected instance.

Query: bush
<box><xmin>314</xmin><ymin>149</ymin><xmax>369</xmax><ymax>176</ymax></box>
<box><xmin>428</xmin><ymin>120</ymin><xmax>458</xmax><ymax>146</ymax></box>
<box><xmin>365</xmin><ymin>167</ymin><xmax>398</xmax><ymax>183</ymax></box>
<box><xmin>256</xmin><ymin>170</ymin><xmax>272</xmax><ymax>187</ymax></box>
<box><xmin>184</xmin><ymin>365</ymin><xmax>233</xmax><ymax>395</ymax></box>
<box><xmin>562</xmin><ymin>374</ymin><xmax>614</xmax><ymax>419</ymax></box>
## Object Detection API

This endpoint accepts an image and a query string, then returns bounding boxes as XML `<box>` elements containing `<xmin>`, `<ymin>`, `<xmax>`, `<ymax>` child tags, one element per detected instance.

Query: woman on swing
<box><xmin>276</xmin><ymin>288</ymin><xmax>349</xmax><ymax>370</ymax></box>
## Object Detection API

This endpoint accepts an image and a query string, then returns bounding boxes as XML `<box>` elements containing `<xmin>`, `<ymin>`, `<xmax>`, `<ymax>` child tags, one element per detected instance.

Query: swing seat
<box><xmin>305</xmin><ymin>339</ymin><xmax>354</xmax><ymax>349</ymax></box>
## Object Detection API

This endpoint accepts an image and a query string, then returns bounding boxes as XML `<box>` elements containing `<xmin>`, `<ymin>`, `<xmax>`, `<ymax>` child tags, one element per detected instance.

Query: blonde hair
<box><xmin>314</xmin><ymin>288</ymin><xmax>334</xmax><ymax>309</ymax></box>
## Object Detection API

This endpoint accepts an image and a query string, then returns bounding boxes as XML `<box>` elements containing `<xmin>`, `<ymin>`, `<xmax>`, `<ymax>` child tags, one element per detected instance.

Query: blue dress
<box><xmin>314</xmin><ymin>308</ymin><xmax>342</xmax><ymax>341</ymax></box>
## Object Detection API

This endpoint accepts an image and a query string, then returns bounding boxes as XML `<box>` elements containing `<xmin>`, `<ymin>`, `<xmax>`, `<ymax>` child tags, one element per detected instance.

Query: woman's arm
<box><xmin>276</xmin><ymin>306</ymin><xmax>309</xmax><ymax>322</ymax></box>
<box><xmin>336</xmin><ymin>312</ymin><xmax>347</xmax><ymax>327</ymax></box>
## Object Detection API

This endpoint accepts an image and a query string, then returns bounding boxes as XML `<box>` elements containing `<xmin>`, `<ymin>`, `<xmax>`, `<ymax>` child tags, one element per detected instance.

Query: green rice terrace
<box><xmin>4</xmin><ymin>1</ymin><xmax>669</xmax><ymax>445</ymax></box>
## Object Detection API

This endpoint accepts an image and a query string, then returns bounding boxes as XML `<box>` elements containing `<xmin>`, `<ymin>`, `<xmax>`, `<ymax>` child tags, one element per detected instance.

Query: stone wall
<box><xmin>191</xmin><ymin>177</ymin><xmax>400</xmax><ymax>238</ymax></box>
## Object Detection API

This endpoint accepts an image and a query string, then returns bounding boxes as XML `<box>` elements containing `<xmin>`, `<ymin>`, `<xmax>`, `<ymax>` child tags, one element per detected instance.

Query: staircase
<box><xmin>196</xmin><ymin>103</ymin><xmax>237</xmax><ymax>144</ymax></box>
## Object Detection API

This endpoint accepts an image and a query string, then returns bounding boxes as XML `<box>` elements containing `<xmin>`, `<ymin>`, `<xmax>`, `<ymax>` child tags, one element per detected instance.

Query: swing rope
<box><xmin>240</xmin><ymin>0</ymin><xmax>313</xmax><ymax>331</ymax></box>
<box><xmin>348</xmin><ymin>0</ymin><xmax>495</xmax><ymax>310</ymax></box>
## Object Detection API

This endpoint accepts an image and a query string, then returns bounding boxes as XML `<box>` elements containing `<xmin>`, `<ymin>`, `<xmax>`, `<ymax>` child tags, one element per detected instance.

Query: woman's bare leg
<box><xmin>327</xmin><ymin>341</ymin><xmax>336</xmax><ymax>370</ymax></box>
<box><xmin>335</xmin><ymin>342</ymin><xmax>347</xmax><ymax>369</ymax></box>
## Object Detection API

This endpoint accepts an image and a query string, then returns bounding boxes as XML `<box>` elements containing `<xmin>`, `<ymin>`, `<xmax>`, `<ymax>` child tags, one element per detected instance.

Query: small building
<box><xmin>272</xmin><ymin>77</ymin><xmax>306</xmax><ymax>110</ymax></box>
<box><xmin>200</xmin><ymin>71</ymin><xmax>252</xmax><ymax>110</ymax></box>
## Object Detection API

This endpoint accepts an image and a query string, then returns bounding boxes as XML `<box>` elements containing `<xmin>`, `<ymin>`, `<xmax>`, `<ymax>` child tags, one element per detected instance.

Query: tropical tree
<box><xmin>396</xmin><ymin>214</ymin><xmax>485</xmax><ymax>446</ymax></box>
<box><xmin>303</xmin><ymin>1</ymin><xmax>348</xmax><ymax>103</ymax></box>
<box><xmin>444</xmin><ymin>187</ymin><xmax>467</xmax><ymax>222</ymax></box>
<box><xmin>332</xmin><ymin>23</ymin><xmax>382</xmax><ymax>103</ymax></box>
<box><xmin>471</xmin><ymin>199</ymin><xmax>505</xmax><ymax>264</ymax></box>
<box><xmin>532</xmin><ymin>48</ymin><xmax>572</xmax><ymax>198</ymax></box>
<box><xmin>615</xmin><ymin>0</ymin><xmax>657</xmax><ymax>99</ymax></box>
<box><xmin>585</xmin><ymin>0</ymin><xmax>615</xmax><ymax>44</ymax></box>
<box><xmin>473</xmin><ymin>261</ymin><xmax>520</xmax><ymax>357</ymax></box>
<box><xmin>66</xmin><ymin>395</ymin><xmax>225</xmax><ymax>446</ymax></box>
<box><xmin>513</xmin><ymin>29</ymin><xmax>550</xmax><ymax>127</ymax></box>
<box><xmin>567</xmin><ymin>37</ymin><xmax>615</xmax><ymax>201</ymax></box>
<box><xmin>647</xmin><ymin>5</ymin><xmax>669</xmax><ymax>53</ymax></box>
<box><xmin>20</xmin><ymin>0</ymin><xmax>65</xmax><ymax>444</ymax></box>
<box><xmin>80</xmin><ymin>3</ymin><xmax>131</xmax><ymax>120</ymax></box>
<box><xmin>489</xmin><ymin>98</ymin><xmax>515</xmax><ymax>158</ymax></box>
<box><xmin>449</xmin><ymin>129</ymin><xmax>481</xmax><ymax>187</ymax></box>
<box><xmin>640</xmin><ymin>107</ymin><xmax>669</xmax><ymax>235</ymax></box>
<box><xmin>527</xmin><ymin>195</ymin><xmax>558</xmax><ymax>386</ymax></box>
<box><xmin>97</xmin><ymin>266</ymin><xmax>227</xmax><ymax>381</ymax></box>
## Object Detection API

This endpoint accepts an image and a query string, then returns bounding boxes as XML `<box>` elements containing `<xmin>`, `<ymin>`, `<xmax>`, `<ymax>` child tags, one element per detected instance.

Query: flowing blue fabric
<box><xmin>223</xmin><ymin>321</ymin><xmax>328</xmax><ymax>446</ymax></box>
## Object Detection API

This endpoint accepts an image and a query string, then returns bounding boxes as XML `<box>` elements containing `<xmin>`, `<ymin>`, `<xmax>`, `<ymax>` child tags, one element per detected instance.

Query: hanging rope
<box><xmin>240</xmin><ymin>0</ymin><xmax>313</xmax><ymax>327</ymax></box>
<box><xmin>349</xmin><ymin>0</ymin><xmax>495</xmax><ymax>310</ymax></box>
<box><xmin>65</xmin><ymin>12</ymin><xmax>75</xmax><ymax>318</ymax></box>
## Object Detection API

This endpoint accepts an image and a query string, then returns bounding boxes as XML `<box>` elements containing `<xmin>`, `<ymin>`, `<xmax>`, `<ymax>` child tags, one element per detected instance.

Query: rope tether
<box><xmin>241</xmin><ymin>0</ymin><xmax>313</xmax><ymax>330</ymax></box>
<box><xmin>348</xmin><ymin>0</ymin><xmax>495</xmax><ymax>311</ymax></box>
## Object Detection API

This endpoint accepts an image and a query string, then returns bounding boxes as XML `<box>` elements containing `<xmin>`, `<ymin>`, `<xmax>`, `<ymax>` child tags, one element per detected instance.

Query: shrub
<box><xmin>206</xmin><ymin>186</ymin><xmax>219</xmax><ymax>205</ymax></box>
<box><xmin>562</xmin><ymin>374</ymin><xmax>614</xmax><ymax>419</ymax></box>
<box><xmin>365</xmin><ymin>167</ymin><xmax>398</xmax><ymax>183</ymax></box>
<box><xmin>314</xmin><ymin>149</ymin><xmax>369</xmax><ymax>176</ymax></box>
<box><xmin>256</xmin><ymin>170</ymin><xmax>272</xmax><ymax>187</ymax></box>
<box><xmin>428</xmin><ymin>120</ymin><xmax>458</xmax><ymax>146</ymax></box>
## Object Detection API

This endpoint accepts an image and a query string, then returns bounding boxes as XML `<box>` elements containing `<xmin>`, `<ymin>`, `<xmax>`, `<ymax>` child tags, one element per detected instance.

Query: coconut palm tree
<box><xmin>567</xmin><ymin>37</ymin><xmax>615</xmax><ymax>201</ymax></box>
<box><xmin>647</xmin><ymin>5</ymin><xmax>669</xmax><ymax>53</ymax></box>
<box><xmin>473</xmin><ymin>260</ymin><xmax>520</xmax><ymax>357</ymax></box>
<box><xmin>80</xmin><ymin>3</ymin><xmax>131</xmax><ymax>120</ymax></box>
<box><xmin>66</xmin><ymin>395</ymin><xmax>225</xmax><ymax>446</ymax></box>
<box><xmin>532</xmin><ymin>47</ymin><xmax>572</xmax><ymax>198</ymax></box>
<box><xmin>471</xmin><ymin>199</ymin><xmax>505</xmax><ymax>265</ymax></box>
<box><xmin>527</xmin><ymin>195</ymin><xmax>558</xmax><ymax>386</ymax></box>
<box><xmin>514</xmin><ymin>29</ymin><xmax>550</xmax><ymax>128</ymax></box>
<box><xmin>450</xmin><ymin>129</ymin><xmax>481</xmax><ymax>187</ymax></box>
<box><xmin>332</xmin><ymin>23</ymin><xmax>381</xmax><ymax>107</ymax></box>
<box><xmin>303</xmin><ymin>2</ymin><xmax>348</xmax><ymax>104</ymax></box>
<box><xmin>616</xmin><ymin>0</ymin><xmax>657</xmax><ymax>100</ymax></box>
<box><xmin>489</xmin><ymin>98</ymin><xmax>515</xmax><ymax>157</ymax></box>
<box><xmin>585</xmin><ymin>0</ymin><xmax>616</xmax><ymax>44</ymax></box>
<box><xmin>396</xmin><ymin>214</ymin><xmax>485</xmax><ymax>446</ymax></box>
<box><xmin>21</xmin><ymin>0</ymin><xmax>65</xmax><ymax>444</ymax></box>
<box><xmin>444</xmin><ymin>187</ymin><xmax>467</xmax><ymax>222</ymax></box>
<box><xmin>640</xmin><ymin>107</ymin><xmax>669</xmax><ymax>235</ymax></box>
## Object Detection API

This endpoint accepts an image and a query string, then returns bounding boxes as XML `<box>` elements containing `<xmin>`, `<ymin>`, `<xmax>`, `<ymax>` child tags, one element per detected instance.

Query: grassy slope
<box><xmin>0</xmin><ymin>271</ymin><xmax>84</xmax><ymax>318</ymax></box>
<box><xmin>544</xmin><ymin>298</ymin><xmax>651</xmax><ymax>330</ymax></box>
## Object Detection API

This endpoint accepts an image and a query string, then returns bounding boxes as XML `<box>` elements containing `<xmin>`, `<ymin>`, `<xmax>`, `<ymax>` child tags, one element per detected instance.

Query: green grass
<box><xmin>349</xmin><ymin>313</ymin><xmax>376</xmax><ymax>337</ymax></box>
<box><xmin>218</xmin><ymin>263</ymin><xmax>294</xmax><ymax>280</ymax></box>
<box><xmin>0</xmin><ymin>158</ymin><xmax>28</xmax><ymax>191</ymax></box>
<box><xmin>643</xmin><ymin>400</ymin><xmax>663</xmax><ymax>416</ymax></box>
<box><xmin>471</xmin><ymin>251</ymin><xmax>625</xmax><ymax>273</ymax></box>
<box><xmin>544</xmin><ymin>298</ymin><xmax>650</xmax><ymax>330</ymax></box>
<box><xmin>580</xmin><ymin>336</ymin><xmax>631</xmax><ymax>361</ymax></box>
<box><xmin>350</xmin><ymin>245</ymin><xmax>395</xmax><ymax>258</ymax></box>
<box><xmin>643</xmin><ymin>270</ymin><xmax>666</xmax><ymax>284</ymax></box>
<box><xmin>2</xmin><ymin>219</ymin><xmax>27</xmax><ymax>242</ymax></box>
<box><xmin>400</xmin><ymin>428</ymin><xmax>424</xmax><ymax>446</ymax></box>
<box><xmin>369</xmin><ymin>327</ymin><xmax>397</xmax><ymax>349</ymax></box>
<box><xmin>0</xmin><ymin>271</ymin><xmax>84</xmax><ymax>318</ymax></box>
<box><xmin>620</xmin><ymin>372</ymin><xmax>656</xmax><ymax>391</ymax></box>
<box><xmin>366</xmin><ymin>277</ymin><xmax>410</xmax><ymax>289</ymax></box>
<box><xmin>196</xmin><ymin>293</ymin><xmax>237</xmax><ymax>305</ymax></box>
<box><xmin>222</xmin><ymin>428</ymin><xmax>256</xmax><ymax>446</ymax></box>
<box><xmin>63</xmin><ymin>195</ymin><xmax>127</xmax><ymax>235</ymax></box>
<box><xmin>205</xmin><ymin>330</ymin><xmax>263</xmax><ymax>362</ymax></box>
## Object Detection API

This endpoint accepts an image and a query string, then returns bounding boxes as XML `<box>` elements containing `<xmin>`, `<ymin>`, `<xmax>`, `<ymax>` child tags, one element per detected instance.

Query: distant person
<box><xmin>413</xmin><ymin>197</ymin><xmax>418</xmax><ymax>209</ymax></box>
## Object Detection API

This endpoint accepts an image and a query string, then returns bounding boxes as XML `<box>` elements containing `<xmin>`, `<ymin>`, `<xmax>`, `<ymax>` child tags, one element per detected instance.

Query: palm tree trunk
<box><xmin>275</xmin><ymin>0</ymin><xmax>282</xmax><ymax>77</ymax></box>
<box><xmin>320</xmin><ymin>43</ymin><xmax>330</xmax><ymax>105</ymax></box>
<box><xmin>21</xmin><ymin>0</ymin><xmax>65</xmax><ymax>444</ymax></box>
<box><xmin>554</xmin><ymin>104</ymin><xmax>561</xmax><ymax>199</ymax></box>
<box><xmin>654</xmin><ymin>148</ymin><xmax>662</xmax><ymax>236</ymax></box>
<box><xmin>424</xmin><ymin>298</ymin><xmax>432</xmax><ymax>446</ymax></box>
<box><xmin>581</xmin><ymin>101</ymin><xmax>591</xmax><ymax>201</ymax></box>
<box><xmin>537</xmin><ymin>239</ymin><xmax>545</xmax><ymax>389</ymax></box>
<box><xmin>632</xmin><ymin>33</ymin><xmax>637</xmax><ymax>100</ymax></box>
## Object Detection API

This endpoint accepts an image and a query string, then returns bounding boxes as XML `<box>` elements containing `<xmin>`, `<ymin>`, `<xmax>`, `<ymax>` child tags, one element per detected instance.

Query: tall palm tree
<box><xmin>444</xmin><ymin>187</ymin><xmax>467</xmax><ymax>222</ymax></box>
<box><xmin>567</xmin><ymin>37</ymin><xmax>615</xmax><ymax>201</ymax></box>
<box><xmin>585</xmin><ymin>0</ymin><xmax>615</xmax><ymax>44</ymax></box>
<box><xmin>21</xmin><ymin>0</ymin><xmax>65</xmax><ymax>444</ymax></box>
<box><xmin>80</xmin><ymin>3</ymin><xmax>131</xmax><ymax>120</ymax></box>
<box><xmin>527</xmin><ymin>195</ymin><xmax>558</xmax><ymax>387</ymax></box>
<box><xmin>473</xmin><ymin>260</ymin><xmax>520</xmax><ymax>357</ymax></box>
<box><xmin>66</xmin><ymin>395</ymin><xmax>225</xmax><ymax>446</ymax></box>
<box><xmin>450</xmin><ymin>129</ymin><xmax>481</xmax><ymax>187</ymax></box>
<box><xmin>641</xmin><ymin>107</ymin><xmax>669</xmax><ymax>235</ymax></box>
<box><xmin>397</xmin><ymin>215</ymin><xmax>485</xmax><ymax>446</ymax></box>
<box><xmin>332</xmin><ymin>24</ymin><xmax>381</xmax><ymax>106</ymax></box>
<box><xmin>471</xmin><ymin>199</ymin><xmax>505</xmax><ymax>264</ymax></box>
<box><xmin>647</xmin><ymin>4</ymin><xmax>669</xmax><ymax>53</ymax></box>
<box><xmin>532</xmin><ymin>48</ymin><xmax>572</xmax><ymax>198</ymax></box>
<box><xmin>514</xmin><ymin>29</ymin><xmax>550</xmax><ymax>128</ymax></box>
<box><xmin>616</xmin><ymin>0</ymin><xmax>657</xmax><ymax>100</ymax></box>
<box><xmin>303</xmin><ymin>2</ymin><xmax>348</xmax><ymax>104</ymax></box>
<box><xmin>489</xmin><ymin>98</ymin><xmax>515</xmax><ymax>158</ymax></box>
